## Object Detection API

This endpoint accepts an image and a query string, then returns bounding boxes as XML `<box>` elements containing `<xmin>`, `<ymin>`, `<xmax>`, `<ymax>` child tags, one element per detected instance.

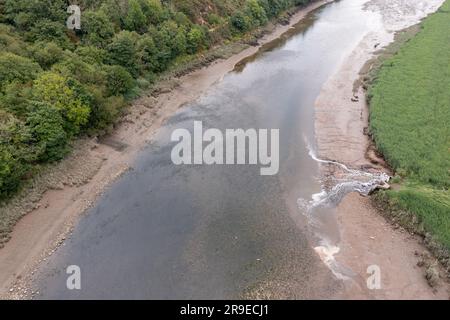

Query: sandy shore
<box><xmin>0</xmin><ymin>0</ymin><xmax>333</xmax><ymax>299</ymax></box>
<box><xmin>2</xmin><ymin>0</ymin><xmax>447</xmax><ymax>300</ymax></box>
<box><xmin>314</xmin><ymin>0</ymin><xmax>449</xmax><ymax>299</ymax></box>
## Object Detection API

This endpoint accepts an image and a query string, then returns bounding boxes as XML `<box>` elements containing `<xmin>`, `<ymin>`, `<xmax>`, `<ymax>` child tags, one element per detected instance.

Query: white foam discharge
<box><xmin>298</xmin><ymin>141</ymin><xmax>390</xmax><ymax>215</ymax></box>
<box><xmin>298</xmin><ymin>140</ymin><xmax>390</xmax><ymax>280</ymax></box>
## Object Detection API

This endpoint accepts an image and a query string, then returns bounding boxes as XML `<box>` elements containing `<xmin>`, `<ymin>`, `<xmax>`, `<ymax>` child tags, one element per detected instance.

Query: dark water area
<box><xmin>34</xmin><ymin>0</ymin><xmax>377</xmax><ymax>299</ymax></box>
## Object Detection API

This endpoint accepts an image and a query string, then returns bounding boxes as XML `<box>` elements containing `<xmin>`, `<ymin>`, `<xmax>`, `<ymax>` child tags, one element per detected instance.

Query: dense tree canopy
<box><xmin>0</xmin><ymin>0</ymin><xmax>312</xmax><ymax>198</ymax></box>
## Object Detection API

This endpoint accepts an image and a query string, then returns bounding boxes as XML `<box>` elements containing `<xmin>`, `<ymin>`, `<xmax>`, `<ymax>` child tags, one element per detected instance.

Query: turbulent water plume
<box><xmin>297</xmin><ymin>140</ymin><xmax>390</xmax><ymax>281</ymax></box>
<box><xmin>298</xmin><ymin>141</ymin><xmax>390</xmax><ymax>215</ymax></box>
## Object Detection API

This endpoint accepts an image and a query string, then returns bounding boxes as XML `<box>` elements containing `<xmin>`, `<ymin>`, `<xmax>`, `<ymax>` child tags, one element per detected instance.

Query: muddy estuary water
<box><xmin>31</xmin><ymin>0</ymin><xmax>444</xmax><ymax>299</ymax></box>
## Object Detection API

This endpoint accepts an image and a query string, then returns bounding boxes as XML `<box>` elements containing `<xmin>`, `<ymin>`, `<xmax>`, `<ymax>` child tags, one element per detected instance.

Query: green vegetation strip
<box><xmin>368</xmin><ymin>1</ymin><xmax>450</xmax><ymax>248</ymax></box>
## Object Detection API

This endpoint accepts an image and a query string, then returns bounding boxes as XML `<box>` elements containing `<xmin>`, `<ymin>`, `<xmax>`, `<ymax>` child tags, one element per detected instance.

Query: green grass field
<box><xmin>368</xmin><ymin>1</ymin><xmax>450</xmax><ymax>248</ymax></box>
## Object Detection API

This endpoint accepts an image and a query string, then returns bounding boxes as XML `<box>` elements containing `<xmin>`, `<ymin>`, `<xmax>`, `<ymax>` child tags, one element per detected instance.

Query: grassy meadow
<box><xmin>368</xmin><ymin>1</ymin><xmax>450</xmax><ymax>248</ymax></box>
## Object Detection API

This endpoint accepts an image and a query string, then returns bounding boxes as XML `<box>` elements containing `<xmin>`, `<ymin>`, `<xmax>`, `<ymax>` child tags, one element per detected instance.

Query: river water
<box><xmin>31</xmin><ymin>0</ymin><xmax>437</xmax><ymax>299</ymax></box>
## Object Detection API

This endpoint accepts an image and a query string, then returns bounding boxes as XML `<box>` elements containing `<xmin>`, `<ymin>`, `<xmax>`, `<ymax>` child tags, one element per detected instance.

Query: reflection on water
<box><xmin>35</xmin><ymin>0</ymin><xmax>390</xmax><ymax>299</ymax></box>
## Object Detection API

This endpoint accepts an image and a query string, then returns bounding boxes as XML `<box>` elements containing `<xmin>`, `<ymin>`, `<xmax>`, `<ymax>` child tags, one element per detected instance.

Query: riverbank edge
<box><xmin>0</xmin><ymin>0</ymin><xmax>334</xmax><ymax>299</ymax></box>
<box><xmin>0</xmin><ymin>1</ymin><xmax>327</xmax><ymax>249</ymax></box>
<box><xmin>360</xmin><ymin>19</ymin><xmax>450</xmax><ymax>285</ymax></box>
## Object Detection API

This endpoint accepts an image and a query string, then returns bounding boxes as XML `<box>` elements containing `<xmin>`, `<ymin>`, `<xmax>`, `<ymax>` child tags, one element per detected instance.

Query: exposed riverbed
<box><xmin>2</xmin><ymin>0</ymin><xmax>447</xmax><ymax>300</ymax></box>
